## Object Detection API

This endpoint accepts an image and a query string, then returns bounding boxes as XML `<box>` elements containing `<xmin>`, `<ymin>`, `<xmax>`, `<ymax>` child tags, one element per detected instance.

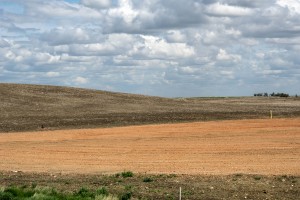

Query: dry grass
<box><xmin>1</xmin><ymin>83</ymin><xmax>300</xmax><ymax>132</ymax></box>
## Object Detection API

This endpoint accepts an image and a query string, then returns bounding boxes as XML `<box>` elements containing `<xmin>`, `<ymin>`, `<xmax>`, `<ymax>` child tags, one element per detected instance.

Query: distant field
<box><xmin>1</xmin><ymin>83</ymin><xmax>300</xmax><ymax>132</ymax></box>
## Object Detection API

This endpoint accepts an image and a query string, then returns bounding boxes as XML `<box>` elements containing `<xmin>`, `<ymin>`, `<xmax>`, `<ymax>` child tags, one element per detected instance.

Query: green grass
<box><xmin>0</xmin><ymin>186</ymin><xmax>118</xmax><ymax>200</ymax></box>
<box><xmin>1</xmin><ymin>172</ymin><xmax>300</xmax><ymax>199</ymax></box>
<box><xmin>121</xmin><ymin>171</ymin><xmax>134</xmax><ymax>178</ymax></box>
<box><xmin>118</xmin><ymin>186</ymin><xmax>132</xmax><ymax>200</ymax></box>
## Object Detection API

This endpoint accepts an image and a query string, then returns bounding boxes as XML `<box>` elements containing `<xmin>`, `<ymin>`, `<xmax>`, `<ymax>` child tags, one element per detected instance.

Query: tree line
<box><xmin>253</xmin><ymin>92</ymin><xmax>297</xmax><ymax>97</ymax></box>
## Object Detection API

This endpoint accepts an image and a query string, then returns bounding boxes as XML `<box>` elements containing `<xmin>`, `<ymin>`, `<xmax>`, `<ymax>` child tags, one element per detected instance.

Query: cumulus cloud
<box><xmin>217</xmin><ymin>49</ymin><xmax>241</xmax><ymax>62</ymax></box>
<box><xmin>205</xmin><ymin>2</ymin><xmax>254</xmax><ymax>17</ymax></box>
<box><xmin>132</xmin><ymin>35</ymin><xmax>195</xmax><ymax>59</ymax></box>
<box><xmin>277</xmin><ymin>0</ymin><xmax>300</xmax><ymax>14</ymax></box>
<box><xmin>165</xmin><ymin>30</ymin><xmax>187</xmax><ymax>43</ymax></box>
<box><xmin>74</xmin><ymin>76</ymin><xmax>88</xmax><ymax>84</ymax></box>
<box><xmin>81</xmin><ymin>0</ymin><xmax>111</xmax><ymax>9</ymax></box>
<box><xmin>41</xmin><ymin>27</ymin><xmax>91</xmax><ymax>46</ymax></box>
<box><xmin>46</xmin><ymin>71</ymin><xmax>60</xmax><ymax>77</ymax></box>
<box><xmin>0</xmin><ymin>0</ymin><xmax>299</xmax><ymax>97</ymax></box>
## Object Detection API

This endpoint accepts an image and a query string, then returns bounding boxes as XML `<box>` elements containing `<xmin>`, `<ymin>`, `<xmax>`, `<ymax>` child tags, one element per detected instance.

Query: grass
<box><xmin>121</xmin><ymin>171</ymin><xmax>134</xmax><ymax>178</ymax></box>
<box><xmin>0</xmin><ymin>172</ymin><xmax>300</xmax><ymax>200</ymax></box>
<box><xmin>0</xmin><ymin>186</ymin><xmax>118</xmax><ymax>200</ymax></box>
<box><xmin>1</xmin><ymin>83</ymin><xmax>300</xmax><ymax>132</ymax></box>
<box><xmin>96</xmin><ymin>187</ymin><xmax>109</xmax><ymax>196</ymax></box>
<box><xmin>118</xmin><ymin>186</ymin><xmax>132</xmax><ymax>200</ymax></box>
<box><xmin>1</xmin><ymin>172</ymin><xmax>300</xmax><ymax>200</ymax></box>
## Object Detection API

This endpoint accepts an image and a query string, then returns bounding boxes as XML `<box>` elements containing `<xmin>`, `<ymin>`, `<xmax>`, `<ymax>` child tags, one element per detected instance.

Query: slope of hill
<box><xmin>1</xmin><ymin>83</ymin><xmax>300</xmax><ymax>132</ymax></box>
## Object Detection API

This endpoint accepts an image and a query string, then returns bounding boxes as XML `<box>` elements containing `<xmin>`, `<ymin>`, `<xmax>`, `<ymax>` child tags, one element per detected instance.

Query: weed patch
<box><xmin>143</xmin><ymin>177</ymin><xmax>153</xmax><ymax>183</ymax></box>
<box><xmin>0</xmin><ymin>186</ymin><xmax>118</xmax><ymax>200</ymax></box>
<box><xmin>121</xmin><ymin>171</ymin><xmax>134</xmax><ymax>178</ymax></box>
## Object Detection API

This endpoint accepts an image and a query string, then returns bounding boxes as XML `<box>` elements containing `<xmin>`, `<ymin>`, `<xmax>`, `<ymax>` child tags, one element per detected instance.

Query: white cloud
<box><xmin>0</xmin><ymin>0</ymin><xmax>300</xmax><ymax>97</ymax></box>
<box><xmin>108</xmin><ymin>0</ymin><xmax>138</xmax><ymax>24</ymax></box>
<box><xmin>180</xmin><ymin>66</ymin><xmax>197</xmax><ymax>74</ymax></box>
<box><xmin>217</xmin><ymin>49</ymin><xmax>241</xmax><ymax>62</ymax></box>
<box><xmin>205</xmin><ymin>3</ymin><xmax>254</xmax><ymax>17</ymax></box>
<box><xmin>41</xmin><ymin>27</ymin><xmax>91</xmax><ymax>45</ymax></box>
<box><xmin>81</xmin><ymin>0</ymin><xmax>111</xmax><ymax>9</ymax></box>
<box><xmin>277</xmin><ymin>0</ymin><xmax>300</xmax><ymax>14</ymax></box>
<box><xmin>46</xmin><ymin>72</ymin><xmax>60</xmax><ymax>77</ymax></box>
<box><xmin>165</xmin><ymin>30</ymin><xmax>187</xmax><ymax>43</ymax></box>
<box><xmin>136</xmin><ymin>35</ymin><xmax>195</xmax><ymax>59</ymax></box>
<box><xmin>74</xmin><ymin>76</ymin><xmax>88</xmax><ymax>84</ymax></box>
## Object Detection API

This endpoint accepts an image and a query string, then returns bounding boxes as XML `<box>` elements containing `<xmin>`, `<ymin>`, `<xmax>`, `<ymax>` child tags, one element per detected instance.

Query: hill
<box><xmin>1</xmin><ymin>83</ymin><xmax>300</xmax><ymax>132</ymax></box>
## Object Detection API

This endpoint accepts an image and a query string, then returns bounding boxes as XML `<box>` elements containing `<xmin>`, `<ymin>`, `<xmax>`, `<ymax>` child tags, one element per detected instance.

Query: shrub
<box><xmin>75</xmin><ymin>187</ymin><xmax>94</xmax><ymax>198</ymax></box>
<box><xmin>121</xmin><ymin>171</ymin><xmax>134</xmax><ymax>178</ymax></box>
<box><xmin>119</xmin><ymin>191</ymin><xmax>132</xmax><ymax>200</ymax></box>
<box><xmin>4</xmin><ymin>186</ymin><xmax>35</xmax><ymax>198</ymax></box>
<box><xmin>96</xmin><ymin>187</ymin><xmax>109</xmax><ymax>196</ymax></box>
<box><xmin>143</xmin><ymin>177</ymin><xmax>153</xmax><ymax>183</ymax></box>
<box><xmin>119</xmin><ymin>186</ymin><xmax>132</xmax><ymax>200</ymax></box>
<box><xmin>0</xmin><ymin>192</ymin><xmax>14</xmax><ymax>200</ymax></box>
<box><xmin>0</xmin><ymin>186</ymin><xmax>118</xmax><ymax>200</ymax></box>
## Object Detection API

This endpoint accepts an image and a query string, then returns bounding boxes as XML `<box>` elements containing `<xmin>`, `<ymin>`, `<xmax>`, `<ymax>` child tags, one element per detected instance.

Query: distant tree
<box><xmin>280</xmin><ymin>93</ymin><xmax>289</xmax><ymax>97</ymax></box>
<box><xmin>270</xmin><ymin>92</ymin><xmax>289</xmax><ymax>97</ymax></box>
<box><xmin>254</xmin><ymin>93</ymin><xmax>268</xmax><ymax>97</ymax></box>
<box><xmin>270</xmin><ymin>92</ymin><xmax>275</xmax><ymax>97</ymax></box>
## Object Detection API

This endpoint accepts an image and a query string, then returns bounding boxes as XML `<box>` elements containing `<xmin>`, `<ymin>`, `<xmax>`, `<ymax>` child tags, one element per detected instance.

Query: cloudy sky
<box><xmin>0</xmin><ymin>0</ymin><xmax>300</xmax><ymax>97</ymax></box>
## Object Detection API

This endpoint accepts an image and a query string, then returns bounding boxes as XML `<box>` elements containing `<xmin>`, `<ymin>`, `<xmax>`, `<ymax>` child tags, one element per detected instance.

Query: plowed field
<box><xmin>1</xmin><ymin>118</ymin><xmax>299</xmax><ymax>175</ymax></box>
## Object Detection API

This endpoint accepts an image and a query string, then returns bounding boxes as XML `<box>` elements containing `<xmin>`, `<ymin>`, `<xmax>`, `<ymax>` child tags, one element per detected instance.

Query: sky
<box><xmin>0</xmin><ymin>0</ymin><xmax>300</xmax><ymax>97</ymax></box>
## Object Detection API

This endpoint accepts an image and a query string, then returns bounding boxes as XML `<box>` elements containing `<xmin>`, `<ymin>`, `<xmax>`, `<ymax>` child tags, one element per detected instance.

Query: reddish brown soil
<box><xmin>0</xmin><ymin>118</ymin><xmax>299</xmax><ymax>175</ymax></box>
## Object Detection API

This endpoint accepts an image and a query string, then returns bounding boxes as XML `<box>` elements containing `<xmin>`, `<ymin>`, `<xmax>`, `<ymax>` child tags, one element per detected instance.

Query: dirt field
<box><xmin>1</xmin><ymin>84</ymin><xmax>300</xmax><ymax>133</ymax></box>
<box><xmin>1</xmin><ymin>118</ymin><xmax>299</xmax><ymax>175</ymax></box>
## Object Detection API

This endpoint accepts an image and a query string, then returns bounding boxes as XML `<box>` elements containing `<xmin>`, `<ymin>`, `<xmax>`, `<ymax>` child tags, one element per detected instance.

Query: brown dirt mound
<box><xmin>0</xmin><ymin>118</ymin><xmax>299</xmax><ymax>175</ymax></box>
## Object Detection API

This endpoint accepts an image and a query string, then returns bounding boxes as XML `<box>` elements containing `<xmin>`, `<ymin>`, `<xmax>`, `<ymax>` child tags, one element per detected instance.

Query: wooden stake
<box><xmin>179</xmin><ymin>187</ymin><xmax>182</xmax><ymax>200</ymax></box>
<box><xmin>270</xmin><ymin>110</ymin><xmax>273</xmax><ymax>119</ymax></box>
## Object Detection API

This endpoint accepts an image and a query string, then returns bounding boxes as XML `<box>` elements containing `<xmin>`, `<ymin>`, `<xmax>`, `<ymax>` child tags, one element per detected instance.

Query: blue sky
<box><xmin>0</xmin><ymin>1</ymin><xmax>23</xmax><ymax>14</ymax></box>
<box><xmin>0</xmin><ymin>0</ymin><xmax>300</xmax><ymax>97</ymax></box>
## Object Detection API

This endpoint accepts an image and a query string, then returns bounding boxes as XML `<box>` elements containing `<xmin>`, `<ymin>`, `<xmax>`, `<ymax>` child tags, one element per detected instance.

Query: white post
<box><xmin>270</xmin><ymin>110</ymin><xmax>273</xmax><ymax>119</ymax></box>
<box><xmin>179</xmin><ymin>187</ymin><xmax>182</xmax><ymax>200</ymax></box>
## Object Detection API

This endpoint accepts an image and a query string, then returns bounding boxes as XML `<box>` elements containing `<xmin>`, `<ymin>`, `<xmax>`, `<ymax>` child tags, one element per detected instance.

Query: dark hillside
<box><xmin>1</xmin><ymin>83</ymin><xmax>300</xmax><ymax>132</ymax></box>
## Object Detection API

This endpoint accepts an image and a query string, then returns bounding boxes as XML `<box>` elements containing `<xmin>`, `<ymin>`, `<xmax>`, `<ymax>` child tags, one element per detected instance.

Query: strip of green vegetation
<box><xmin>0</xmin><ymin>185</ymin><xmax>119</xmax><ymax>200</ymax></box>
<box><xmin>1</xmin><ymin>172</ymin><xmax>299</xmax><ymax>200</ymax></box>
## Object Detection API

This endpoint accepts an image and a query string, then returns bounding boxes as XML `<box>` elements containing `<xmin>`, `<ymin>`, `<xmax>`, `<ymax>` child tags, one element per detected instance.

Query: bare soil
<box><xmin>1</xmin><ymin>118</ymin><xmax>299</xmax><ymax>175</ymax></box>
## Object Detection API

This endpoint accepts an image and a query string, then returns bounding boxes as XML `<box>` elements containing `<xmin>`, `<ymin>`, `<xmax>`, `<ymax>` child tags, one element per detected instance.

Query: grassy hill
<box><xmin>1</xmin><ymin>83</ymin><xmax>300</xmax><ymax>132</ymax></box>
